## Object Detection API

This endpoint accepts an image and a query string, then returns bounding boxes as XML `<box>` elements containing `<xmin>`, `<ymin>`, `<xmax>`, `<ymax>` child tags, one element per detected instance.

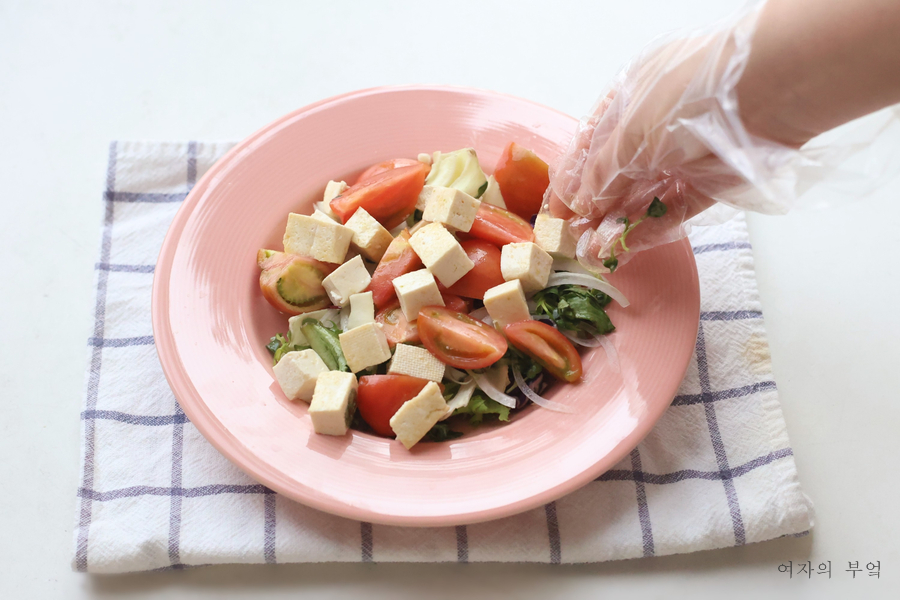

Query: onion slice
<box><xmin>561</xmin><ymin>330</ymin><xmax>621</xmax><ymax>373</ymax></box>
<box><xmin>545</xmin><ymin>272</ymin><xmax>629</xmax><ymax>307</ymax></box>
<box><xmin>561</xmin><ymin>330</ymin><xmax>604</xmax><ymax>348</ymax></box>
<box><xmin>442</xmin><ymin>379</ymin><xmax>476</xmax><ymax>420</ymax></box>
<box><xmin>467</xmin><ymin>369</ymin><xmax>517</xmax><ymax>409</ymax></box>
<box><xmin>512</xmin><ymin>366</ymin><xmax>574</xmax><ymax>413</ymax></box>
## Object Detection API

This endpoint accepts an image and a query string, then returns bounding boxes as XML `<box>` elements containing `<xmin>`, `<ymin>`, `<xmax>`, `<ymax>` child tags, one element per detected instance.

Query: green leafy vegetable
<box><xmin>505</xmin><ymin>346</ymin><xmax>543</xmax><ymax>381</ymax></box>
<box><xmin>406</xmin><ymin>208</ymin><xmax>424</xmax><ymax>227</ymax></box>
<box><xmin>300</xmin><ymin>319</ymin><xmax>348</xmax><ymax>371</ymax></box>
<box><xmin>475</xmin><ymin>180</ymin><xmax>488</xmax><ymax>199</ymax></box>
<box><xmin>532</xmin><ymin>285</ymin><xmax>615</xmax><ymax>337</ymax></box>
<box><xmin>426</xmin><ymin>422</ymin><xmax>464</xmax><ymax>442</ymax></box>
<box><xmin>266</xmin><ymin>332</ymin><xmax>311</xmax><ymax>365</ymax></box>
<box><xmin>603</xmin><ymin>196</ymin><xmax>667</xmax><ymax>272</ymax></box>
<box><xmin>452</xmin><ymin>392</ymin><xmax>511</xmax><ymax>425</ymax></box>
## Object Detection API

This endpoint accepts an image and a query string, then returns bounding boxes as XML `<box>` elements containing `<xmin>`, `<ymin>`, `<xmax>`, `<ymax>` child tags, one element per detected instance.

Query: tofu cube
<box><xmin>421</xmin><ymin>186</ymin><xmax>481</xmax><ymax>232</ymax></box>
<box><xmin>415</xmin><ymin>185</ymin><xmax>436</xmax><ymax>211</ymax></box>
<box><xmin>322</xmin><ymin>255</ymin><xmax>372</xmax><ymax>307</ymax></box>
<box><xmin>309</xmin><ymin>371</ymin><xmax>358</xmax><ymax>436</ymax></box>
<box><xmin>288</xmin><ymin>308</ymin><xmax>340</xmax><ymax>345</ymax></box>
<box><xmin>533</xmin><ymin>214</ymin><xmax>576</xmax><ymax>258</ymax></box>
<box><xmin>389</xmin><ymin>381</ymin><xmax>449</xmax><ymax>449</ymax></box>
<box><xmin>323</xmin><ymin>180</ymin><xmax>348</xmax><ymax>203</ymax></box>
<box><xmin>417</xmin><ymin>153</ymin><xmax>433</xmax><ymax>165</ymax></box>
<box><xmin>339</xmin><ymin>322</ymin><xmax>392</xmax><ymax>373</ymax></box>
<box><xmin>392</xmin><ymin>269</ymin><xmax>444</xmax><ymax>321</ymax></box>
<box><xmin>311</xmin><ymin>209</ymin><xmax>338</xmax><ymax>224</ymax></box>
<box><xmin>347</xmin><ymin>291</ymin><xmax>375</xmax><ymax>330</ymax></box>
<box><xmin>408</xmin><ymin>223</ymin><xmax>474</xmax><ymax>287</ymax></box>
<box><xmin>388</xmin><ymin>343</ymin><xmax>446</xmax><ymax>382</ymax></box>
<box><xmin>483</xmin><ymin>280</ymin><xmax>532</xmax><ymax>329</ymax></box>
<box><xmin>283</xmin><ymin>213</ymin><xmax>353</xmax><ymax>264</ymax></box>
<box><xmin>500</xmin><ymin>242</ymin><xmax>553</xmax><ymax>292</ymax></box>
<box><xmin>344</xmin><ymin>207</ymin><xmax>393</xmax><ymax>262</ymax></box>
<box><xmin>273</xmin><ymin>349</ymin><xmax>330</xmax><ymax>403</ymax></box>
<box><xmin>480</xmin><ymin>175</ymin><xmax>506</xmax><ymax>208</ymax></box>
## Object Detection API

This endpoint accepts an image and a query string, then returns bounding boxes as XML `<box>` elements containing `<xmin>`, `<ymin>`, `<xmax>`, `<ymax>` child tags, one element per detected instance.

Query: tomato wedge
<box><xmin>375</xmin><ymin>301</ymin><xmax>420</xmax><ymax>347</ymax></box>
<box><xmin>355</xmin><ymin>158</ymin><xmax>424</xmax><ymax>185</ymax></box>
<box><xmin>504</xmin><ymin>321</ymin><xmax>583</xmax><ymax>383</ymax></box>
<box><xmin>468</xmin><ymin>202</ymin><xmax>535</xmax><ymax>247</ymax></box>
<box><xmin>330</xmin><ymin>162</ymin><xmax>429</xmax><ymax>230</ymax></box>
<box><xmin>493</xmin><ymin>142</ymin><xmax>550</xmax><ymax>219</ymax></box>
<box><xmin>417</xmin><ymin>306</ymin><xmax>507</xmax><ymax>369</ymax></box>
<box><xmin>357</xmin><ymin>375</ymin><xmax>434</xmax><ymax>437</ymax></box>
<box><xmin>440</xmin><ymin>293</ymin><xmax>470</xmax><ymax>313</ymax></box>
<box><xmin>438</xmin><ymin>239</ymin><xmax>504</xmax><ymax>300</ymax></box>
<box><xmin>369</xmin><ymin>229</ymin><xmax>422</xmax><ymax>310</ymax></box>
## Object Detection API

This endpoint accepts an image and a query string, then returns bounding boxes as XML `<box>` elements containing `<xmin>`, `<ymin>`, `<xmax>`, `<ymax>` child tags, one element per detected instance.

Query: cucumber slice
<box><xmin>301</xmin><ymin>320</ymin><xmax>349</xmax><ymax>372</ymax></box>
<box><xmin>276</xmin><ymin>261</ymin><xmax>328</xmax><ymax>308</ymax></box>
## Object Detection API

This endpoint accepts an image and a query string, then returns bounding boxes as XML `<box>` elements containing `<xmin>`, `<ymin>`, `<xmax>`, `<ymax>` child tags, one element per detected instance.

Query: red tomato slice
<box><xmin>256</xmin><ymin>250</ymin><xmax>334</xmax><ymax>315</ymax></box>
<box><xmin>375</xmin><ymin>301</ymin><xmax>420</xmax><ymax>347</ymax></box>
<box><xmin>504</xmin><ymin>320</ymin><xmax>583</xmax><ymax>383</ymax></box>
<box><xmin>468</xmin><ymin>202</ymin><xmax>535</xmax><ymax>247</ymax></box>
<box><xmin>357</xmin><ymin>375</ymin><xmax>433</xmax><ymax>437</ymax></box>
<box><xmin>355</xmin><ymin>158</ymin><xmax>424</xmax><ymax>185</ymax></box>
<box><xmin>493</xmin><ymin>142</ymin><xmax>551</xmax><ymax>219</ymax></box>
<box><xmin>369</xmin><ymin>229</ymin><xmax>422</xmax><ymax>310</ymax></box>
<box><xmin>330</xmin><ymin>162</ymin><xmax>429</xmax><ymax>230</ymax></box>
<box><xmin>440</xmin><ymin>293</ymin><xmax>470</xmax><ymax>314</ymax></box>
<box><xmin>417</xmin><ymin>306</ymin><xmax>508</xmax><ymax>369</ymax></box>
<box><xmin>438</xmin><ymin>239</ymin><xmax>504</xmax><ymax>300</ymax></box>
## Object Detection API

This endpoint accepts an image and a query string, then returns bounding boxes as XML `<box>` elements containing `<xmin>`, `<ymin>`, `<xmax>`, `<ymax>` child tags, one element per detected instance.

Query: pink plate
<box><xmin>152</xmin><ymin>86</ymin><xmax>700</xmax><ymax>527</ymax></box>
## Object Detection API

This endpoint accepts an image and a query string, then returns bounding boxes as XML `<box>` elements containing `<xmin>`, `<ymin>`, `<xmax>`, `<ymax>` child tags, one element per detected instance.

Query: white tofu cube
<box><xmin>408</xmin><ymin>223</ymin><xmax>474</xmax><ymax>287</ymax></box>
<box><xmin>500</xmin><ymin>242</ymin><xmax>553</xmax><ymax>292</ymax></box>
<box><xmin>309</xmin><ymin>371</ymin><xmax>358</xmax><ymax>436</ymax></box>
<box><xmin>533</xmin><ymin>214</ymin><xmax>576</xmax><ymax>258</ymax></box>
<box><xmin>339</xmin><ymin>322</ymin><xmax>392</xmax><ymax>372</ymax></box>
<box><xmin>323</xmin><ymin>180</ymin><xmax>348</xmax><ymax>203</ymax></box>
<box><xmin>415</xmin><ymin>185</ymin><xmax>436</xmax><ymax>211</ymax></box>
<box><xmin>421</xmin><ymin>186</ymin><xmax>481</xmax><ymax>232</ymax></box>
<box><xmin>283</xmin><ymin>213</ymin><xmax>353</xmax><ymax>264</ymax></box>
<box><xmin>392</xmin><ymin>269</ymin><xmax>444</xmax><ymax>321</ymax></box>
<box><xmin>313</xmin><ymin>202</ymin><xmax>340</xmax><ymax>221</ymax></box>
<box><xmin>389</xmin><ymin>381</ymin><xmax>449</xmax><ymax>449</ymax></box>
<box><xmin>288</xmin><ymin>308</ymin><xmax>340</xmax><ymax>345</ymax></box>
<box><xmin>483</xmin><ymin>280</ymin><xmax>532</xmax><ymax>330</ymax></box>
<box><xmin>388</xmin><ymin>344</ymin><xmax>446</xmax><ymax>382</ymax></box>
<box><xmin>311</xmin><ymin>209</ymin><xmax>337</xmax><ymax>224</ymax></box>
<box><xmin>273</xmin><ymin>349</ymin><xmax>330</xmax><ymax>403</ymax></box>
<box><xmin>417</xmin><ymin>153</ymin><xmax>433</xmax><ymax>165</ymax></box>
<box><xmin>322</xmin><ymin>255</ymin><xmax>371</xmax><ymax>307</ymax></box>
<box><xmin>347</xmin><ymin>292</ymin><xmax>375</xmax><ymax>330</ymax></box>
<box><xmin>481</xmin><ymin>175</ymin><xmax>506</xmax><ymax>208</ymax></box>
<box><xmin>344</xmin><ymin>207</ymin><xmax>393</xmax><ymax>262</ymax></box>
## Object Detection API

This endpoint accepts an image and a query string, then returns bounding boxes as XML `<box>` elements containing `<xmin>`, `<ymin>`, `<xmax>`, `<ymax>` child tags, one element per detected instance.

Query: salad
<box><xmin>258</xmin><ymin>143</ymin><xmax>664</xmax><ymax>449</ymax></box>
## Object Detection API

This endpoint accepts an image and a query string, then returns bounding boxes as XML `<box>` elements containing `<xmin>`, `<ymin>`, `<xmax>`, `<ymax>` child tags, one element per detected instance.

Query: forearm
<box><xmin>737</xmin><ymin>0</ymin><xmax>900</xmax><ymax>147</ymax></box>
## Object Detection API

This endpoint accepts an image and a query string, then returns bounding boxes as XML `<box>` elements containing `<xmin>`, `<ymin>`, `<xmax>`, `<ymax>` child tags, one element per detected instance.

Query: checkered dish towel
<box><xmin>73</xmin><ymin>141</ymin><xmax>813</xmax><ymax>573</ymax></box>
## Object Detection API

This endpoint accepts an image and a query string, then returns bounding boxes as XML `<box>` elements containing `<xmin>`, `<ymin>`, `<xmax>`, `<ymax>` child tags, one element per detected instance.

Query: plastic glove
<box><xmin>548</xmin><ymin>0</ymin><xmax>900</xmax><ymax>272</ymax></box>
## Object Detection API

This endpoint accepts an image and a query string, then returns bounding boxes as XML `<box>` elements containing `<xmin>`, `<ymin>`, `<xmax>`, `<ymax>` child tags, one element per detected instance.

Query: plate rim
<box><xmin>151</xmin><ymin>85</ymin><xmax>700</xmax><ymax>526</ymax></box>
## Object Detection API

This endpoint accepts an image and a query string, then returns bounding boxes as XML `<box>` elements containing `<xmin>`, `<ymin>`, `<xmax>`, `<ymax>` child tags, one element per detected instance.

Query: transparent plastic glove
<box><xmin>548</xmin><ymin>0</ymin><xmax>900</xmax><ymax>272</ymax></box>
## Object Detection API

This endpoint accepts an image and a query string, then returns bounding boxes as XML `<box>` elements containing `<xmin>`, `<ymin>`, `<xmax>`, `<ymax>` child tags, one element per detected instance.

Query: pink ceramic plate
<box><xmin>152</xmin><ymin>86</ymin><xmax>700</xmax><ymax>527</ymax></box>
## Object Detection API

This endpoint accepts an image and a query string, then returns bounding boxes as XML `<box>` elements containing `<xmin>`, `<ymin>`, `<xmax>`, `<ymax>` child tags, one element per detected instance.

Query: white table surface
<box><xmin>1</xmin><ymin>0</ymin><xmax>897</xmax><ymax>598</ymax></box>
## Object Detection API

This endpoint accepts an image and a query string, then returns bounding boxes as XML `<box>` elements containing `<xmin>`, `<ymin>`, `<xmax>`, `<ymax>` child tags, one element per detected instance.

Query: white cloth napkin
<box><xmin>73</xmin><ymin>141</ymin><xmax>813</xmax><ymax>574</ymax></box>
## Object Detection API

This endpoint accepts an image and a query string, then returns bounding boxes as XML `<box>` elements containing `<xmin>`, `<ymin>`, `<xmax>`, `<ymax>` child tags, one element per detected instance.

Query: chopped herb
<box><xmin>505</xmin><ymin>346</ymin><xmax>543</xmax><ymax>381</ymax></box>
<box><xmin>475</xmin><ymin>180</ymin><xmax>488</xmax><ymax>199</ymax></box>
<box><xmin>602</xmin><ymin>197</ymin><xmax>666</xmax><ymax>271</ymax></box>
<box><xmin>532</xmin><ymin>284</ymin><xmax>615</xmax><ymax>337</ymax></box>
<box><xmin>646</xmin><ymin>196</ymin><xmax>668</xmax><ymax>218</ymax></box>
<box><xmin>426</xmin><ymin>422</ymin><xmax>464</xmax><ymax>442</ymax></box>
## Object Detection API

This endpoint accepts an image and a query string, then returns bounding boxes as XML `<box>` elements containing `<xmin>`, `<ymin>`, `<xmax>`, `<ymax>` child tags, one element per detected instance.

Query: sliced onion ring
<box><xmin>444</xmin><ymin>367</ymin><xmax>472</xmax><ymax>385</ymax></box>
<box><xmin>561</xmin><ymin>330</ymin><xmax>621</xmax><ymax>373</ymax></box>
<box><xmin>561</xmin><ymin>330</ymin><xmax>604</xmax><ymax>348</ymax></box>
<box><xmin>512</xmin><ymin>366</ymin><xmax>574</xmax><ymax>413</ymax></box>
<box><xmin>441</xmin><ymin>379</ymin><xmax>476</xmax><ymax>420</ymax></box>
<box><xmin>545</xmin><ymin>272</ymin><xmax>629</xmax><ymax>307</ymax></box>
<box><xmin>467</xmin><ymin>370</ymin><xmax>517</xmax><ymax>409</ymax></box>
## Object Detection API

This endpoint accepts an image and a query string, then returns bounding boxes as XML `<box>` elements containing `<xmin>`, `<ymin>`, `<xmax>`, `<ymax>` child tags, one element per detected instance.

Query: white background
<box><xmin>1</xmin><ymin>0</ymin><xmax>897</xmax><ymax>598</ymax></box>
